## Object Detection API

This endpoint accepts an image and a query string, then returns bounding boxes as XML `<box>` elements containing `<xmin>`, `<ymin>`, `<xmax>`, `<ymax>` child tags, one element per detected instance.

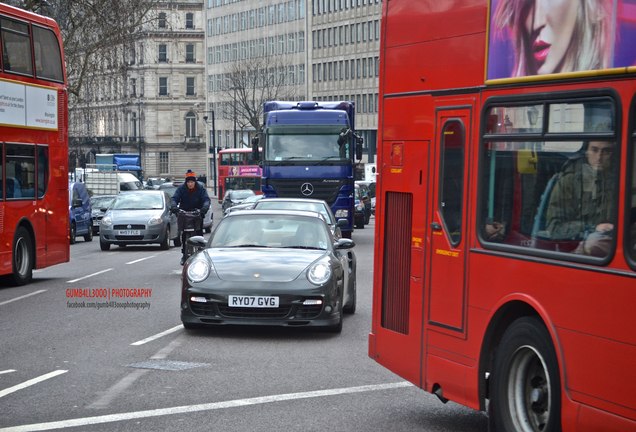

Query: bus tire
<box><xmin>69</xmin><ymin>222</ymin><xmax>76</xmax><ymax>245</ymax></box>
<box><xmin>10</xmin><ymin>227</ymin><xmax>33</xmax><ymax>286</ymax></box>
<box><xmin>491</xmin><ymin>316</ymin><xmax>561</xmax><ymax>432</ymax></box>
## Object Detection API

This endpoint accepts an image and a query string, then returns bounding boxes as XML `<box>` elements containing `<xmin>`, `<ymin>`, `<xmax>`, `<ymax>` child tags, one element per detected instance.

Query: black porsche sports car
<box><xmin>180</xmin><ymin>210</ymin><xmax>357</xmax><ymax>333</ymax></box>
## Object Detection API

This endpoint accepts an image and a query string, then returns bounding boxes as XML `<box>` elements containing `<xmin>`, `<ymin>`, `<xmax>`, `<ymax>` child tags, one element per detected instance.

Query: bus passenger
<box><xmin>494</xmin><ymin>0</ymin><xmax>612</xmax><ymax>77</ymax></box>
<box><xmin>546</xmin><ymin>141</ymin><xmax>616</xmax><ymax>256</ymax></box>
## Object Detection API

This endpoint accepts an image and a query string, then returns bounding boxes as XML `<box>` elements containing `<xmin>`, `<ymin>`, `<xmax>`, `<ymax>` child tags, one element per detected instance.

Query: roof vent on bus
<box><xmin>297</xmin><ymin>102</ymin><xmax>320</xmax><ymax>110</ymax></box>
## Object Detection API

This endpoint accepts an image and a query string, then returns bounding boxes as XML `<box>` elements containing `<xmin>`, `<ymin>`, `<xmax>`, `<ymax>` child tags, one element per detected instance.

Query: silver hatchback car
<box><xmin>99</xmin><ymin>191</ymin><xmax>180</xmax><ymax>251</ymax></box>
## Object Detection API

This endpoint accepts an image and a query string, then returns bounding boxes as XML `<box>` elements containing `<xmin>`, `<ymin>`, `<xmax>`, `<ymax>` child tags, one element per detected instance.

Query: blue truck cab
<box><xmin>69</xmin><ymin>182</ymin><xmax>93</xmax><ymax>244</ymax></box>
<box><xmin>253</xmin><ymin>101</ymin><xmax>362</xmax><ymax>238</ymax></box>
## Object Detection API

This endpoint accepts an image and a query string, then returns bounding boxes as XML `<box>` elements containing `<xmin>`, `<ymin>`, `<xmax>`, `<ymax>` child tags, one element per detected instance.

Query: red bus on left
<box><xmin>0</xmin><ymin>3</ymin><xmax>69</xmax><ymax>285</ymax></box>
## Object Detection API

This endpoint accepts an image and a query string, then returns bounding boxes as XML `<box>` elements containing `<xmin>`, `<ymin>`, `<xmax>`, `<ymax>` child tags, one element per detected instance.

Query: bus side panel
<box><xmin>383</xmin><ymin>33</ymin><xmax>486</xmax><ymax>95</ymax></box>
<box><xmin>469</xmin><ymin>253</ymin><xmax>636</xmax><ymax>422</ymax></box>
<box><xmin>371</xmin><ymin>95</ymin><xmax>434</xmax><ymax>386</ymax></box>
<box><xmin>385</xmin><ymin>0</ymin><xmax>487</xmax><ymax>49</ymax></box>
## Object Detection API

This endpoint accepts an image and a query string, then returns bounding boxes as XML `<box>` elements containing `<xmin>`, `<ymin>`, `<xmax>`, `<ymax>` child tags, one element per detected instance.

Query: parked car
<box><xmin>353</xmin><ymin>186</ymin><xmax>366</xmax><ymax>229</ymax></box>
<box><xmin>159</xmin><ymin>181</ymin><xmax>213</xmax><ymax>233</ymax></box>
<box><xmin>355</xmin><ymin>182</ymin><xmax>372</xmax><ymax>224</ymax></box>
<box><xmin>223</xmin><ymin>194</ymin><xmax>264</xmax><ymax>217</ymax></box>
<box><xmin>180</xmin><ymin>210</ymin><xmax>357</xmax><ymax>332</ymax></box>
<box><xmin>99</xmin><ymin>190</ymin><xmax>180</xmax><ymax>250</ymax></box>
<box><xmin>69</xmin><ymin>182</ymin><xmax>93</xmax><ymax>244</ymax></box>
<box><xmin>90</xmin><ymin>195</ymin><xmax>117</xmax><ymax>235</ymax></box>
<box><xmin>356</xmin><ymin>180</ymin><xmax>376</xmax><ymax>215</ymax></box>
<box><xmin>221</xmin><ymin>189</ymin><xmax>256</xmax><ymax>212</ymax></box>
<box><xmin>253</xmin><ymin>197</ymin><xmax>347</xmax><ymax>239</ymax></box>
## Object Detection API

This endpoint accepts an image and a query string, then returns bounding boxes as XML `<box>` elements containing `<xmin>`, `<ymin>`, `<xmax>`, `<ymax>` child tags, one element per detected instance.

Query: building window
<box><xmin>241</xmin><ymin>12</ymin><xmax>246</xmax><ymax>30</ymax></box>
<box><xmin>259</xmin><ymin>38</ymin><xmax>265</xmax><ymax>56</ymax></box>
<box><xmin>208</xmin><ymin>47</ymin><xmax>214</xmax><ymax>64</ymax></box>
<box><xmin>269</xmin><ymin>6</ymin><xmax>275</xmax><ymax>24</ymax></box>
<box><xmin>279</xmin><ymin>35</ymin><xmax>285</xmax><ymax>54</ymax></box>
<box><xmin>232</xmin><ymin>43</ymin><xmax>237</xmax><ymax>60</ymax></box>
<box><xmin>158</xmin><ymin>44</ymin><xmax>167</xmax><ymax>62</ymax></box>
<box><xmin>186</xmin><ymin>77</ymin><xmax>195</xmax><ymax>96</ymax></box>
<box><xmin>158</xmin><ymin>12</ymin><xmax>166</xmax><ymax>29</ymax></box>
<box><xmin>208</xmin><ymin>75</ymin><xmax>214</xmax><ymax>92</ymax></box>
<box><xmin>269</xmin><ymin>37</ymin><xmax>275</xmax><ymax>55</ymax></box>
<box><xmin>250</xmin><ymin>40</ymin><xmax>256</xmax><ymax>58</ymax></box>
<box><xmin>232</xmin><ymin>14</ymin><xmax>238</xmax><ymax>32</ymax></box>
<box><xmin>299</xmin><ymin>64</ymin><xmax>305</xmax><ymax>84</ymax></box>
<box><xmin>186</xmin><ymin>13</ymin><xmax>194</xmax><ymax>29</ymax></box>
<box><xmin>362</xmin><ymin>58</ymin><xmax>367</xmax><ymax>77</ymax></box>
<box><xmin>186</xmin><ymin>44</ymin><xmax>195</xmax><ymax>63</ymax></box>
<box><xmin>299</xmin><ymin>0</ymin><xmax>305</xmax><ymax>18</ymax></box>
<box><xmin>288</xmin><ymin>1</ymin><xmax>295</xmax><ymax>20</ymax></box>
<box><xmin>241</xmin><ymin>41</ymin><xmax>247</xmax><ymax>59</ymax></box>
<box><xmin>288</xmin><ymin>33</ymin><xmax>295</xmax><ymax>53</ymax></box>
<box><xmin>130</xmin><ymin>78</ymin><xmax>136</xmax><ymax>97</ymax></box>
<box><xmin>185</xmin><ymin>112</ymin><xmax>197</xmax><ymax>137</ymax></box>
<box><xmin>249</xmin><ymin>10</ymin><xmax>255</xmax><ymax>28</ymax></box>
<box><xmin>289</xmin><ymin>65</ymin><xmax>295</xmax><ymax>85</ymax></box>
<box><xmin>159</xmin><ymin>77</ymin><xmax>168</xmax><ymax>96</ymax></box>
<box><xmin>259</xmin><ymin>8</ymin><xmax>265</xmax><ymax>26</ymax></box>
<box><xmin>159</xmin><ymin>152</ymin><xmax>169</xmax><ymax>174</ymax></box>
<box><xmin>299</xmin><ymin>32</ymin><xmax>305</xmax><ymax>52</ymax></box>
<box><xmin>278</xmin><ymin>4</ymin><xmax>285</xmax><ymax>22</ymax></box>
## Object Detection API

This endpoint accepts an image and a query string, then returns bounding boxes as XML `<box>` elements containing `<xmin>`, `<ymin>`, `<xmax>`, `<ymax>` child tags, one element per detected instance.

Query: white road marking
<box><xmin>130</xmin><ymin>325</ymin><xmax>182</xmax><ymax>346</ymax></box>
<box><xmin>0</xmin><ymin>382</ymin><xmax>412</xmax><ymax>431</ymax></box>
<box><xmin>0</xmin><ymin>370</ymin><xmax>16</xmax><ymax>375</ymax></box>
<box><xmin>126</xmin><ymin>255</ymin><xmax>156</xmax><ymax>265</ymax></box>
<box><xmin>66</xmin><ymin>269</ymin><xmax>113</xmax><ymax>284</ymax></box>
<box><xmin>0</xmin><ymin>370</ymin><xmax>67</xmax><ymax>399</ymax></box>
<box><xmin>0</xmin><ymin>290</ymin><xmax>46</xmax><ymax>307</ymax></box>
<box><xmin>87</xmin><ymin>339</ymin><xmax>181</xmax><ymax>409</ymax></box>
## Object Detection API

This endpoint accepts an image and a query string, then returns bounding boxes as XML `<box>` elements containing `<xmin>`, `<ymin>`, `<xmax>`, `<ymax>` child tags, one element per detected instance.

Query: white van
<box><xmin>118</xmin><ymin>172</ymin><xmax>143</xmax><ymax>191</ymax></box>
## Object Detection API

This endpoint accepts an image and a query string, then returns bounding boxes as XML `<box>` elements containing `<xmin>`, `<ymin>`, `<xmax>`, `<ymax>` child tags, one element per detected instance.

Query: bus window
<box><xmin>440</xmin><ymin>120</ymin><xmax>464</xmax><ymax>246</ymax></box>
<box><xmin>629</xmin><ymin>101</ymin><xmax>636</xmax><ymax>265</ymax></box>
<box><xmin>1</xmin><ymin>17</ymin><xmax>33</xmax><ymax>76</ymax></box>
<box><xmin>37</xmin><ymin>145</ymin><xmax>49</xmax><ymax>199</ymax></box>
<box><xmin>230</xmin><ymin>152</ymin><xmax>241</xmax><ymax>166</ymax></box>
<box><xmin>481</xmin><ymin>100</ymin><xmax>618</xmax><ymax>260</ymax></box>
<box><xmin>5</xmin><ymin>144</ymin><xmax>36</xmax><ymax>199</ymax></box>
<box><xmin>221</xmin><ymin>153</ymin><xmax>230</xmax><ymax>166</ymax></box>
<box><xmin>33</xmin><ymin>25</ymin><xmax>64</xmax><ymax>82</ymax></box>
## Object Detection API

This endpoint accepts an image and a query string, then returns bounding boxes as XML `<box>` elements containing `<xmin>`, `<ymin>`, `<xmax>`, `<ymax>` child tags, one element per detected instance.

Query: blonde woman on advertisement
<box><xmin>494</xmin><ymin>0</ymin><xmax>613</xmax><ymax>77</ymax></box>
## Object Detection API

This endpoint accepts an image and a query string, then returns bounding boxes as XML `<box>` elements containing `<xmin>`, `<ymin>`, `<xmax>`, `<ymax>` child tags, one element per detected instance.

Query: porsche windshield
<box><xmin>265</xmin><ymin>126</ymin><xmax>350</xmax><ymax>162</ymax></box>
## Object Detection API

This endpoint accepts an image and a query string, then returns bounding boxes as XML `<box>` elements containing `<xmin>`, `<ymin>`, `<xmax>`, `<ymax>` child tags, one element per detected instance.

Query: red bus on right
<box><xmin>370</xmin><ymin>1</ymin><xmax>636</xmax><ymax>431</ymax></box>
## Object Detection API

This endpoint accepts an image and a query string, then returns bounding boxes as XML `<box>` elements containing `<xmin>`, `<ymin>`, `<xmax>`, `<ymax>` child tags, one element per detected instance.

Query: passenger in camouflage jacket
<box><xmin>546</xmin><ymin>141</ymin><xmax>615</xmax><ymax>242</ymax></box>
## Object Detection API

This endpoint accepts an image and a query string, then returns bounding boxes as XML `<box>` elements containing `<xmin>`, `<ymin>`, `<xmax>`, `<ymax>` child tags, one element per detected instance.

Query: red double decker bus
<box><xmin>370</xmin><ymin>1</ymin><xmax>636</xmax><ymax>431</ymax></box>
<box><xmin>217</xmin><ymin>148</ymin><xmax>262</xmax><ymax>202</ymax></box>
<box><xmin>0</xmin><ymin>4</ymin><xmax>69</xmax><ymax>285</ymax></box>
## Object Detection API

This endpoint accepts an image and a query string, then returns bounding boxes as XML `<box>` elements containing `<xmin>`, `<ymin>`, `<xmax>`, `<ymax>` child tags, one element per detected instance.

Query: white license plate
<box><xmin>228</xmin><ymin>295</ymin><xmax>279</xmax><ymax>308</ymax></box>
<box><xmin>117</xmin><ymin>230</ymin><xmax>141</xmax><ymax>235</ymax></box>
<box><xmin>93</xmin><ymin>220</ymin><xmax>100</xmax><ymax>226</ymax></box>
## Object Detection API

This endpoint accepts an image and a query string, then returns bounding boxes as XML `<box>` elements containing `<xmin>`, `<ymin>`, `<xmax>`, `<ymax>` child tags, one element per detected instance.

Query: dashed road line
<box><xmin>130</xmin><ymin>325</ymin><xmax>182</xmax><ymax>346</ymax></box>
<box><xmin>0</xmin><ymin>369</ymin><xmax>16</xmax><ymax>375</ymax></box>
<box><xmin>66</xmin><ymin>269</ymin><xmax>113</xmax><ymax>284</ymax></box>
<box><xmin>0</xmin><ymin>370</ymin><xmax>67</xmax><ymax>399</ymax></box>
<box><xmin>0</xmin><ymin>290</ymin><xmax>46</xmax><ymax>307</ymax></box>
<box><xmin>126</xmin><ymin>255</ymin><xmax>156</xmax><ymax>265</ymax></box>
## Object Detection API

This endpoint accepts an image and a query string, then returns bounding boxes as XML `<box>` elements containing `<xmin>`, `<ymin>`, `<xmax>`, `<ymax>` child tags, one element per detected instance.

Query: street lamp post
<box><xmin>134</xmin><ymin>100</ymin><xmax>144</xmax><ymax>179</ymax></box>
<box><xmin>203</xmin><ymin>110</ymin><xmax>217</xmax><ymax>195</ymax></box>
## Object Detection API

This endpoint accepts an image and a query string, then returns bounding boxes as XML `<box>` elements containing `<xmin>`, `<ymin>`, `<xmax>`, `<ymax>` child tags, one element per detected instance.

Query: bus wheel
<box><xmin>69</xmin><ymin>222</ymin><xmax>76</xmax><ymax>245</ymax></box>
<box><xmin>11</xmin><ymin>227</ymin><xmax>33</xmax><ymax>286</ymax></box>
<box><xmin>491</xmin><ymin>317</ymin><xmax>561</xmax><ymax>432</ymax></box>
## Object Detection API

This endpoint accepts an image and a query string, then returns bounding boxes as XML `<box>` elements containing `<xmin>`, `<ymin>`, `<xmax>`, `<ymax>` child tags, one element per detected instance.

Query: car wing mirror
<box><xmin>73</xmin><ymin>198</ymin><xmax>83</xmax><ymax>208</ymax></box>
<box><xmin>334</xmin><ymin>238</ymin><xmax>355</xmax><ymax>249</ymax></box>
<box><xmin>187</xmin><ymin>236</ymin><xmax>207</xmax><ymax>251</ymax></box>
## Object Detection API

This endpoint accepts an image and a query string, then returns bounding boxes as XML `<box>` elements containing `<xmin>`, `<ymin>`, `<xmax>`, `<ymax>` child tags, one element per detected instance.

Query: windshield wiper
<box><xmin>229</xmin><ymin>244</ymin><xmax>268</xmax><ymax>248</ymax></box>
<box><xmin>314</xmin><ymin>156</ymin><xmax>341</xmax><ymax>165</ymax></box>
<box><xmin>282</xmin><ymin>246</ymin><xmax>324</xmax><ymax>250</ymax></box>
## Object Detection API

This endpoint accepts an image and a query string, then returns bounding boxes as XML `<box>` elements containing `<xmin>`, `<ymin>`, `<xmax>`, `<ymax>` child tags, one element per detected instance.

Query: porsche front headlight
<box><xmin>187</xmin><ymin>258</ymin><xmax>211</xmax><ymax>283</ymax></box>
<box><xmin>307</xmin><ymin>261</ymin><xmax>332</xmax><ymax>286</ymax></box>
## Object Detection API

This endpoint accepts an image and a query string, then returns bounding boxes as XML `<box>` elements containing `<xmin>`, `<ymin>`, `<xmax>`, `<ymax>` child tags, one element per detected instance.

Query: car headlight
<box><xmin>335</xmin><ymin>209</ymin><xmax>349</xmax><ymax>217</ymax></box>
<box><xmin>307</xmin><ymin>261</ymin><xmax>332</xmax><ymax>286</ymax></box>
<box><xmin>187</xmin><ymin>258</ymin><xmax>212</xmax><ymax>283</ymax></box>
<box><xmin>101</xmin><ymin>216</ymin><xmax>112</xmax><ymax>227</ymax></box>
<box><xmin>148</xmin><ymin>216</ymin><xmax>163</xmax><ymax>226</ymax></box>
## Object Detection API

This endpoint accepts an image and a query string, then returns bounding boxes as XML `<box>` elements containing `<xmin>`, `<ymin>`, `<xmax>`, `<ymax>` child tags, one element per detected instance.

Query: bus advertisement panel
<box><xmin>0</xmin><ymin>3</ymin><xmax>69</xmax><ymax>285</ymax></box>
<box><xmin>371</xmin><ymin>1</ymin><xmax>636</xmax><ymax>431</ymax></box>
<box><xmin>487</xmin><ymin>0</ymin><xmax>636</xmax><ymax>83</ymax></box>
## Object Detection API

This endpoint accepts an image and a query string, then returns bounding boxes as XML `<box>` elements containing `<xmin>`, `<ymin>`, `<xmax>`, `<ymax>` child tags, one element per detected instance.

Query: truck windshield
<box><xmin>265</xmin><ymin>126</ymin><xmax>350</xmax><ymax>162</ymax></box>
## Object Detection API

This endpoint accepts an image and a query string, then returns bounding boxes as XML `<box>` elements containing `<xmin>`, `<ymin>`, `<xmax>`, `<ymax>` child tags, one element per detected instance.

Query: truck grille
<box><xmin>267</xmin><ymin>179</ymin><xmax>347</xmax><ymax>206</ymax></box>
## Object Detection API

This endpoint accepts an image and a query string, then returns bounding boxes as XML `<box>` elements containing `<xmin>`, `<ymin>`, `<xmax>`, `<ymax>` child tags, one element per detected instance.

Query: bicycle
<box><xmin>177</xmin><ymin>209</ymin><xmax>202</xmax><ymax>264</ymax></box>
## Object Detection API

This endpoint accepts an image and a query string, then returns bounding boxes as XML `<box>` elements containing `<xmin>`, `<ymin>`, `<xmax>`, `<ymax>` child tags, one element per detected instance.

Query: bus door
<box><xmin>428</xmin><ymin>109</ymin><xmax>470</xmax><ymax>334</ymax></box>
<box><xmin>372</xmin><ymin>138</ymin><xmax>430</xmax><ymax>387</ymax></box>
